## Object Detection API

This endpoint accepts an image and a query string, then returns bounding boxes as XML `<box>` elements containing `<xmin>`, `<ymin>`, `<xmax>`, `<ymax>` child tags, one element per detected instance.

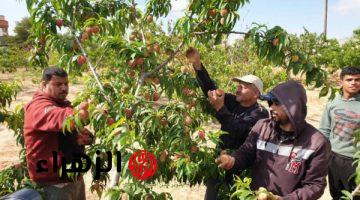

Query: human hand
<box><xmin>215</xmin><ymin>150</ymin><xmax>235</xmax><ymax>170</ymax></box>
<box><xmin>76</xmin><ymin>128</ymin><xmax>94</xmax><ymax>145</ymax></box>
<box><xmin>257</xmin><ymin>187</ymin><xmax>282</xmax><ymax>200</ymax></box>
<box><xmin>257</xmin><ymin>194</ymin><xmax>282</xmax><ymax>200</ymax></box>
<box><xmin>207</xmin><ymin>89</ymin><xmax>225</xmax><ymax>111</ymax></box>
<box><xmin>185</xmin><ymin>47</ymin><xmax>202</xmax><ymax>70</ymax></box>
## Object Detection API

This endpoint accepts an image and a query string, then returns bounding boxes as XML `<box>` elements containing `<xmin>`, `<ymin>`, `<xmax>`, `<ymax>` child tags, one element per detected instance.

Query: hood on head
<box><xmin>269</xmin><ymin>80</ymin><xmax>307</xmax><ymax>136</ymax></box>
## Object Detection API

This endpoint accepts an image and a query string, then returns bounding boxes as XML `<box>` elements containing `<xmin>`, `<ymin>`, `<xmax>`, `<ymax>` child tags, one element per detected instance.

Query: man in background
<box><xmin>319</xmin><ymin>66</ymin><xmax>360</xmax><ymax>200</ymax></box>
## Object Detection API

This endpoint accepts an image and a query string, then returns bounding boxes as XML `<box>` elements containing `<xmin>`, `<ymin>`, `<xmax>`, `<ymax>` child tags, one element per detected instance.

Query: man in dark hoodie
<box><xmin>24</xmin><ymin>67</ymin><xmax>93</xmax><ymax>200</ymax></box>
<box><xmin>319</xmin><ymin>66</ymin><xmax>360</xmax><ymax>200</ymax></box>
<box><xmin>216</xmin><ymin>80</ymin><xmax>331</xmax><ymax>200</ymax></box>
<box><xmin>186</xmin><ymin>48</ymin><xmax>269</xmax><ymax>199</ymax></box>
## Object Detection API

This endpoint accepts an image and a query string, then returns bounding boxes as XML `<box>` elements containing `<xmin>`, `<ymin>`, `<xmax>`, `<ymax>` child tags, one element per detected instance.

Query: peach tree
<box><xmin>0</xmin><ymin>81</ymin><xmax>32</xmax><ymax>196</ymax></box>
<box><xmin>23</xmin><ymin>0</ymin><xmax>333</xmax><ymax>199</ymax></box>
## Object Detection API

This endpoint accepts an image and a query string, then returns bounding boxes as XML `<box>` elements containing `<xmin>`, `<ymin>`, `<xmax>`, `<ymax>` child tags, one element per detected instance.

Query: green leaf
<box><xmin>319</xmin><ymin>86</ymin><xmax>329</xmax><ymax>97</ymax></box>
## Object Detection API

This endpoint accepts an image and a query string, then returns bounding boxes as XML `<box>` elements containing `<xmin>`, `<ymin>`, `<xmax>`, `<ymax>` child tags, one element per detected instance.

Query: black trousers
<box><xmin>328</xmin><ymin>152</ymin><xmax>360</xmax><ymax>200</ymax></box>
<box><xmin>204</xmin><ymin>170</ymin><xmax>236</xmax><ymax>200</ymax></box>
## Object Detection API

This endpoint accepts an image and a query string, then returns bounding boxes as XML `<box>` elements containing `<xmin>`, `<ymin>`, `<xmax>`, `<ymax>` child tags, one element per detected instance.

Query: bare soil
<box><xmin>0</xmin><ymin>69</ymin><xmax>331</xmax><ymax>199</ymax></box>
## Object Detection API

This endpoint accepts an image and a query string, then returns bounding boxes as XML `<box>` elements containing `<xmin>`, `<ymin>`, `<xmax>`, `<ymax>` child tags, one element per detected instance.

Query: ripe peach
<box><xmin>220</xmin><ymin>9</ymin><xmax>228</xmax><ymax>17</ymax></box>
<box><xmin>77</xmin><ymin>55</ymin><xmax>86</xmax><ymax>65</ymax></box>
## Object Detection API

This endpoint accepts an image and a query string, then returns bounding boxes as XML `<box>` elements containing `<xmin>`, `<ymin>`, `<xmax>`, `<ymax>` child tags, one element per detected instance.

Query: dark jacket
<box><xmin>24</xmin><ymin>92</ymin><xmax>84</xmax><ymax>184</ymax></box>
<box><xmin>195</xmin><ymin>64</ymin><xmax>269</xmax><ymax>149</ymax></box>
<box><xmin>231</xmin><ymin>80</ymin><xmax>331</xmax><ymax>200</ymax></box>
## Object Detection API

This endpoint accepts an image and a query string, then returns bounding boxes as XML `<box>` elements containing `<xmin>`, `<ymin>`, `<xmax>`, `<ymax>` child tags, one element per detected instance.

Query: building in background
<box><xmin>0</xmin><ymin>15</ymin><xmax>9</xmax><ymax>46</ymax></box>
<box><xmin>0</xmin><ymin>15</ymin><xmax>9</xmax><ymax>36</ymax></box>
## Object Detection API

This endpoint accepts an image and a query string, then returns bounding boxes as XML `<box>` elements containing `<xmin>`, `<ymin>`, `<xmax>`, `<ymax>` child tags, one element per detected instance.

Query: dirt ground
<box><xmin>0</xmin><ymin>69</ymin><xmax>332</xmax><ymax>199</ymax></box>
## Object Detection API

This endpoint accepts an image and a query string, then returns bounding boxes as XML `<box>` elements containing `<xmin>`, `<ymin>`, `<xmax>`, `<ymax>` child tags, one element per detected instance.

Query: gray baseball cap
<box><xmin>232</xmin><ymin>74</ymin><xmax>263</xmax><ymax>94</ymax></box>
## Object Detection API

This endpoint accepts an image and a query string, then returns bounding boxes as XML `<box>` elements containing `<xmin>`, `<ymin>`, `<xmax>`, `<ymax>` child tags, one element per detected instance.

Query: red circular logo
<box><xmin>128</xmin><ymin>149</ymin><xmax>157</xmax><ymax>181</ymax></box>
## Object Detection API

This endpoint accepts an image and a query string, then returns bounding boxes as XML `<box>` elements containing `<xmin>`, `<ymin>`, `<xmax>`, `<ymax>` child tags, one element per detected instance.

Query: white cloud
<box><xmin>330</xmin><ymin>0</ymin><xmax>360</xmax><ymax>14</ymax></box>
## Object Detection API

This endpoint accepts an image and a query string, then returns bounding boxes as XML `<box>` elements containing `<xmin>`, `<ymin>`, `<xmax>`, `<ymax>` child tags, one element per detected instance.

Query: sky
<box><xmin>1</xmin><ymin>0</ymin><xmax>359</xmax><ymax>42</ymax></box>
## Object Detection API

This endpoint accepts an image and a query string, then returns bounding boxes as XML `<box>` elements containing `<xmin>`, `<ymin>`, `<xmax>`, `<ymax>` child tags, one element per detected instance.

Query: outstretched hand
<box><xmin>185</xmin><ymin>47</ymin><xmax>202</xmax><ymax>70</ymax></box>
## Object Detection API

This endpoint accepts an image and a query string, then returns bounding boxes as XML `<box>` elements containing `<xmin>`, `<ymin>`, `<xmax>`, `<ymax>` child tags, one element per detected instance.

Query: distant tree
<box><xmin>13</xmin><ymin>17</ymin><xmax>31</xmax><ymax>43</ymax></box>
<box><xmin>353</xmin><ymin>28</ymin><xmax>360</xmax><ymax>38</ymax></box>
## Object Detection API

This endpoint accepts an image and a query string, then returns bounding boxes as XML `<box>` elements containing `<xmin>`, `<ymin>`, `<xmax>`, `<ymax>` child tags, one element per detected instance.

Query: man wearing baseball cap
<box><xmin>186</xmin><ymin>47</ymin><xmax>269</xmax><ymax>200</ymax></box>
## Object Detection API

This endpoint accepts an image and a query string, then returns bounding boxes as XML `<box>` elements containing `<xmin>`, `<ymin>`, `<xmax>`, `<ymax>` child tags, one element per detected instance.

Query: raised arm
<box><xmin>186</xmin><ymin>47</ymin><xmax>217</xmax><ymax>96</ymax></box>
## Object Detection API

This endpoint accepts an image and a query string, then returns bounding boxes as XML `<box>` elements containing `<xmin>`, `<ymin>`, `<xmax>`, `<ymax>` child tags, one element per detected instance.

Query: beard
<box><xmin>270</xmin><ymin>110</ymin><xmax>290</xmax><ymax>124</ymax></box>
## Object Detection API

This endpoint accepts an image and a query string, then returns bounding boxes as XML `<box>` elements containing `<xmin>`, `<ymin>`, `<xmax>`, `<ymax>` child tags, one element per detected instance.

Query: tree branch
<box><xmin>69</xmin><ymin>27</ymin><xmax>112</xmax><ymax>104</ymax></box>
<box><xmin>134</xmin><ymin>40</ymin><xmax>185</xmax><ymax>96</ymax></box>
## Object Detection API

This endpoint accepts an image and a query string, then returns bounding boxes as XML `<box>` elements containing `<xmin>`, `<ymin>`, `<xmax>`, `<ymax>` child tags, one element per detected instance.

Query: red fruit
<box><xmin>209</xmin><ymin>9</ymin><xmax>217</xmax><ymax>16</ymax></box>
<box><xmin>188</xmin><ymin>99</ymin><xmax>196</xmax><ymax>108</ymax></box>
<box><xmin>129</xmin><ymin>34</ymin><xmax>136</xmax><ymax>41</ymax></box>
<box><xmin>153</xmin><ymin>78</ymin><xmax>160</xmax><ymax>85</ymax></box>
<box><xmin>85</xmin><ymin>27</ymin><xmax>93</xmax><ymax>34</ymax></box>
<box><xmin>135</xmin><ymin>57</ymin><xmax>144</xmax><ymax>66</ymax></box>
<box><xmin>78</xmin><ymin>109</ymin><xmax>89</xmax><ymax>120</ymax></box>
<box><xmin>182</xmin><ymin>87</ymin><xmax>189</xmax><ymax>95</ymax></box>
<box><xmin>127</xmin><ymin>70</ymin><xmax>135</xmax><ymax>77</ymax></box>
<box><xmin>187</xmin><ymin>89</ymin><xmax>195</xmax><ymax>97</ymax></box>
<box><xmin>147</xmin><ymin>15</ymin><xmax>153</xmax><ymax>23</ymax></box>
<box><xmin>81</xmin><ymin>32</ymin><xmax>89</xmax><ymax>42</ymax></box>
<box><xmin>125</xmin><ymin>108</ymin><xmax>133</xmax><ymax>118</ymax></box>
<box><xmin>173</xmin><ymin>153</ymin><xmax>183</xmax><ymax>160</ymax></box>
<box><xmin>185</xmin><ymin>115</ymin><xmax>192</xmax><ymax>126</ymax></box>
<box><xmin>77</xmin><ymin>55</ymin><xmax>86</xmax><ymax>66</ymax></box>
<box><xmin>106</xmin><ymin>118</ymin><xmax>115</xmax><ymax>125</ymax></box>
<box><xmin>220</xmin><ymin>17</ymin><xmax>225</xmax><ymax>25</ymax></box>
<box><xmin>220</xmin><ymin>9</ymin><xmax>228</xmax><ymax>17</ymax></box>
<box><xmin>56</xmin><ymin>19</ymin><xmax>64</xmax><ymax>27</ymax></box>
<box><xmin>79</xmin><ymin>101</ymin><xmax>89</xmax><ymax>110</ymax></box>
<box><xmin>153</xmin><ymin>92</ymin><xmax>160</xmax><ymax>101</ymax></box>
<box><xmin>190</xmin><ymin>145</ymin><xmax>199</xmax><ymax>153</ymax></box>
<box><xmin>91</xmin><ymin>26</ymin><xmax>100</xmax><ymax>34</ymax></box>
<box><xmin>137</xmin><ymin>32</ymin><xmax>143</xmax><ymax>40</ymax></box>
<box><xmin>198</xmin><ymin>130</ymin><xmax>205</xmax><ymax>140</ymax></box>
<box><xmin>272</xmin><ymin>38</ymin><xmax>279</xmax><ymax>46</ymax></box>
<box><xmin>153</xmin><ymin>44</ymin><xmax>160</xmax><ymax>53</ymax></box>
<box><xmin>147</xmin><ymin>44</ymin><xmax>154</xmax><ymax>53</ymax></box>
